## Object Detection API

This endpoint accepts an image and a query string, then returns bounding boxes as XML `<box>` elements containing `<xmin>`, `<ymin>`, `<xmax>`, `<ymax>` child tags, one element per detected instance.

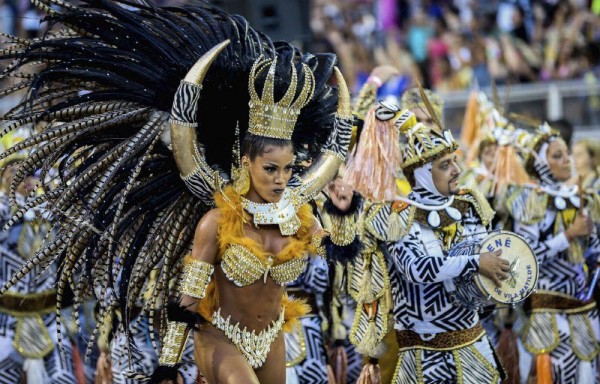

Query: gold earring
<box><xmin>233</xmin><ymin>165</ymin><xmax>250</xmax><ymax>195</ymax></box>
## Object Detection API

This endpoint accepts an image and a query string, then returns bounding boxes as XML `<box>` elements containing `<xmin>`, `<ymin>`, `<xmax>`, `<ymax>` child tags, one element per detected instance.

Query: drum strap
<box><xmin>529</xmin><ymin>291</ymin><xmax>596</xmax><ymax>314</ymax></box>
<box><xmin>395</xmin><ymin>323</ymin><xmax>485</xmax><ymax>352</ymax></box>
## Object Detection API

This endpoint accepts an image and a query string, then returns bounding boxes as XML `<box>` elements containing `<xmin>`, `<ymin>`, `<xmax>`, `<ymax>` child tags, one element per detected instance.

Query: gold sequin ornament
<box><xmin>241</xmin><ymin>189</ymin><xmax>301</xmax><ymax>236</ymax></box>
<box><xmin>329</xmin><ymin>214</ymin><xmax>357</xmax><ymax>246</ymax></box>
<box><xmin>211</xmin><ymin>307</ymin><xmax>285</xmax><ymax>368</ymax></box>
<box><xmin>310</xmin><ymin>231</ymin><xmax>327</xmax><ymax>257</ymax></box>
<box><xmin>179</xmin><ymin>256</ymin><xmax>214</xmax><ymax>299</ymax></box>
<box><xmin>158</xmin><ymin>322</ymin><xmax>188</xmax><ymax>366</ymax></box>
<box><xmin>233</xmin><ymin>165</ymin><xmax>250</xmax><ymax>195</ymax></box>
<box><xmin>221</xmin><ymin>244</ymin><xmax>308</xmax><ymax>286</ymax></box>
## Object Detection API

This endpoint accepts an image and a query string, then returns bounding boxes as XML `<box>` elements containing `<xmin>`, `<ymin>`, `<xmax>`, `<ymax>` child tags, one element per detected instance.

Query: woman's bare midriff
<box><xmin>216</xmin><ymin>268</ymin><xmax>284</xmax><ymax>326</ymax></box>
<box><xmin>195</xmin><ymin>224</ymin><xmax>290</xmax><ymax>383</ymax></box>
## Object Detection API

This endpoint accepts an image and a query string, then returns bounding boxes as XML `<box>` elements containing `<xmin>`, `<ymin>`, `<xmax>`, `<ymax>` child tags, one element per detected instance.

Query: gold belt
<box><xmin>0</xmin><ymin>290</ymin><xmax>56</xmax><ymax>316</ymax></box>
<box><xmin>395</xmin><ymin>323</ymin><xmax>485</xmax><ymax>352</ymax></box>
<box><xmin>528</xmin><ymin>291</ymin><xmax>596</xmax><ymax>314</ymax></box>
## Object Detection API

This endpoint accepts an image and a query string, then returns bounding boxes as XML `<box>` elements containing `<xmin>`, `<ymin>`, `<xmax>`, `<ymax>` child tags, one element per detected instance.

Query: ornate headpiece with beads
<box><xmin>514</xmin><ymin>120</ymin><xmax>560</xmax><ymax>175</ymax></box>
<box><xmin>400</xmin><ymin>123</ymin><xmax>458</xmax><ymax>174</ymax></box>
<box><xmin>247</xmin><ymin>56</ymin><xmax>315</xmax><ymax>140</ymax></box>
<box><xmin>399</xmin><ymin>85</ymin><xmax>457</xmax><ymax>176</ymax></box>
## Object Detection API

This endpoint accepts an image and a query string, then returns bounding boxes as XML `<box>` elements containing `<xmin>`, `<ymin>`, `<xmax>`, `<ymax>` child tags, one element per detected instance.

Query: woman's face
<box><xmin>245</xmin><ymin>144</ymin><xmax>295</xmax><ymax>203</ymax></box>
<box><xmin>480</xmin><ymin>142</ymin><xmax>498</xmax><ymax>171</ymax></box>
<box><xmin>546</xmin><ymin>139</ymin><xmax>571</xmax><ymax>182</ymax></box>
<box><xmin>572</xmin><ymin>142</ymin><xmax>593</xmax><ymax>175</ymax></box>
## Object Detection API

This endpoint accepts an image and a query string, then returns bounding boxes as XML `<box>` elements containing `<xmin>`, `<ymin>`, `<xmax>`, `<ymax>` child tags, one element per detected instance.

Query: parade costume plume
<box><xmin>0</xmin><ymin>0</ymin><xmax>343</xmax><ymax>361</ymax></box>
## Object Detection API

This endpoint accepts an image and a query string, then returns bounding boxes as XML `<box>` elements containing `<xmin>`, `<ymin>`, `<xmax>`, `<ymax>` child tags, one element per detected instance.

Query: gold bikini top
<box><xmin>214</xmin><ymin>186</ymin><xmax>317</xmax><ymax>288</ymax></box>
<box><xmin>221</xmin><ymin>244</ymin><xmax>308</xmax><ymax>286</ymax></box>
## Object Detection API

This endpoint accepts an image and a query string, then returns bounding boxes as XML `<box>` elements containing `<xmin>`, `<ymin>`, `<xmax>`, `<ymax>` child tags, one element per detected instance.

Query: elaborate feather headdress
<box><xmin>0</xmin><ymin>0</ymin><xmax>349</xmax><ymax>358</ymax></box>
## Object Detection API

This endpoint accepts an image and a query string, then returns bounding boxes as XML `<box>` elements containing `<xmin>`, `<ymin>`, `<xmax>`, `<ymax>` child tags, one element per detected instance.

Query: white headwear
<box><xmin>412</xmin><ymin>162</ymin><xmax>450</xmax><ymax>204</ymax></box>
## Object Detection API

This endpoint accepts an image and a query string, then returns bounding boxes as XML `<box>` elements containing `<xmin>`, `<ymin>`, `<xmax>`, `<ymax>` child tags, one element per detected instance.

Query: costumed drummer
<box><xmin>506</xmin><ymin>124</ymin><xmax>600</xmax><ymax>383</ymax></box>
<box><xmin>383</xmin><ymin>87</ymin><xmax>509</xmax><ymax>383</ymax></box>
<box><xmin>339</xmin><ymin>89</ymin><xmax>421</xmax><ymax>382</ymax></box>
<box><xmin>315</xmin><ymin>65</ymin><xmax>403</xmax><ymax>384</ymax></box>
<box><xmin>0</xmin><ymin>2</ymin><xmax>357</xmax><ymax>384</ymax></box>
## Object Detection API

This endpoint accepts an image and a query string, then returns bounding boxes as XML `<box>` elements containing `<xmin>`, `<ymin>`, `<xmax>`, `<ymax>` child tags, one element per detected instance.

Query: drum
<box><xmin>447</xmin><ymin>230</ymin><xmax>538</xmax><ymax>309</ymax></box>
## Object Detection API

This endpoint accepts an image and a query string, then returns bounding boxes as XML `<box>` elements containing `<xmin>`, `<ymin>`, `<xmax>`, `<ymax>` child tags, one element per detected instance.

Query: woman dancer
<box><xmin>0</xmin><ymin>1</ymin><xmax>355</xmax><ymax>383</ymax></box>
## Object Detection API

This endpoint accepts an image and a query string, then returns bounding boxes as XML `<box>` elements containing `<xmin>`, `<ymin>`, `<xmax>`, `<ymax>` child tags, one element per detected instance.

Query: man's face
<box><xmin>431</xmin><ymin>152</ymin><xmax>461</xmax><ymax>196</ymax></box>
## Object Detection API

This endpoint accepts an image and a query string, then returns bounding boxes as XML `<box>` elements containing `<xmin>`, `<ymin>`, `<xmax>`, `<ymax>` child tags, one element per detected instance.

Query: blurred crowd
<box><xmin>309</xmin><ymin>0</ymin><xmax>600</xmax><ymax>94</ymax></box>
<box><xmin>0</xmin><ymin>0</ymin><xmax>46</xmax><ymax>39</ymax></box>
<box><xmin>3</xmin><ymin>0</ymin><xmax>599</xmax><ymax>94</ymax></box>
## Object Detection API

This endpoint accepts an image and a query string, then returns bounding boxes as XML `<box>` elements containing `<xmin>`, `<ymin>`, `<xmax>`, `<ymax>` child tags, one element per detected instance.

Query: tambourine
<box><xmin>448</xmin><ymin>230</ymin><xmax>538</xmax><ymax>309</ymax></box>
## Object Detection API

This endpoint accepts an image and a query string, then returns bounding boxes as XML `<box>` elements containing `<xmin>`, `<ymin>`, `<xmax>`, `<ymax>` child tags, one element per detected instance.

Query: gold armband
<box><xmin>158</xmin><ymin>321</ymin><xmax>189</xmax><ymax>366</ymax></box>
<box><xmin>329</xmin><ymin>214</ymin><xmax>357</xmax><ymax>246</ymax></box>
<box><xmin>179</xmin><ymin>256</ymin><xmax>214</xmax><ymax>299</ymax></box>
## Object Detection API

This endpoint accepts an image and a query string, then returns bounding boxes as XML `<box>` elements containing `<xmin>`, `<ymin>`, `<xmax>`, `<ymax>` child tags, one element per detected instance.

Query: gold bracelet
<box><xmin>158</xmin><ymin>321</ymin><xmax>189</xmax><ymax>366</ymax></box>
<box><xmin>179</xmin><ymin>256</ymin><xmax>214</xmax><ymax>299</ymax></box>
<box><xmin>329</xmin><ymin>214</ymin><xmax>357</xmax><ymax>246</ymax></box>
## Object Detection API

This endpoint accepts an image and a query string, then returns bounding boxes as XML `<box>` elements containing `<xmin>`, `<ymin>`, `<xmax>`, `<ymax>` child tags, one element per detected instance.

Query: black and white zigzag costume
<box><xmin>0</xmin><ymin>193</ymin><xmax>76</xmax><ymax>384</ymax></box>
<box><xmin>509</xmin><ymin>141</ymin><xmax>600</xmax><ymax>384</ymax></box>
<box><xmin>384</xmin><ymin>184</ymin><xmax>502</xmax><ymax>384</ymax></box>
<box><xmin>285</xmin><ymin>256</ymin><xmax>329</xmax><ymax>384</ymax></box>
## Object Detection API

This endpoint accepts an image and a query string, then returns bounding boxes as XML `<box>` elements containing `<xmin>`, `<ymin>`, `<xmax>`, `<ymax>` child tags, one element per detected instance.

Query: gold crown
<box><xmin>247</xmin><ymin>56</ymin><xmax>315</xmax><ymax>140</ymax></box>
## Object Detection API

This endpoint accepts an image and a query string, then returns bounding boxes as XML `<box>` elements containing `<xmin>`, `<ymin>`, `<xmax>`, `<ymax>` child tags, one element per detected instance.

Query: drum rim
<box><xmin>474</xmin><ymin>230</ymin><xmax>539</xmax><ymax>304</ymax></box>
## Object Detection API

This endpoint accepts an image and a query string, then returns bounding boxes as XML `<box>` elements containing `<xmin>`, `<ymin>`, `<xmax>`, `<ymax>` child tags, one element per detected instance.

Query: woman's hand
<box><xmin>565</xmin><ymin>213</ymin><xmax>593</xmax><ymax>241</ymax></box>
<box><xmin>327</xmin><ymin>178</ymin><xmax>353</xmax><ymax>212</ymax></box>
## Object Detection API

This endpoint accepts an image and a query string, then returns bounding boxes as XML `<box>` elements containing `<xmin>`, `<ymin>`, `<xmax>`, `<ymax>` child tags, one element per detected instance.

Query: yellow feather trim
<box><xmin>197</xmin><ymin>186</ymin><xmax>314</xmax><ymax>323</ymax></box>
<box><xmin>214</xmin><ymin>185</ymin><xmax>314</xmax><ymax>264</ymax></box>
<box><xmin>282</xmin><ymin>294</ymin><xmax>311</xmax><ymax>333</ymax></box>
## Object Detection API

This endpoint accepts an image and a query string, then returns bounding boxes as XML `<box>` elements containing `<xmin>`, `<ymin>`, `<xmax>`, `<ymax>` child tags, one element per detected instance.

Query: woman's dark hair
<box><xmin>241</xmin><ymin>133</ymin><xmax>294</xmax><ymax>161</ymax></box>
<box><xmin>547</xmin><ymin>118</ymin><xmax>573</xmax><ymax>147</ymax></box>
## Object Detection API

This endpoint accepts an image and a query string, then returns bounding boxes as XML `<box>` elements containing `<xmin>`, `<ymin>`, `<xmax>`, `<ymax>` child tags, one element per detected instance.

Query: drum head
<box><xmin>475</xmin><ymin>231</ymin><xmax>538</xmax><ymax>305</ymax></box>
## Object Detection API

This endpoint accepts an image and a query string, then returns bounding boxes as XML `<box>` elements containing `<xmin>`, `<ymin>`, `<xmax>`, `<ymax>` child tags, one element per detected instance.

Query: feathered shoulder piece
<box><xmin>455</xmin><ymin>188</ymin><xmax>495</xmax><ymax>227</ymax></box>
<box><xmin>364</xmin><ymin>200</ymin><xmax>415</xmax><ymax>242</ymax></box>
